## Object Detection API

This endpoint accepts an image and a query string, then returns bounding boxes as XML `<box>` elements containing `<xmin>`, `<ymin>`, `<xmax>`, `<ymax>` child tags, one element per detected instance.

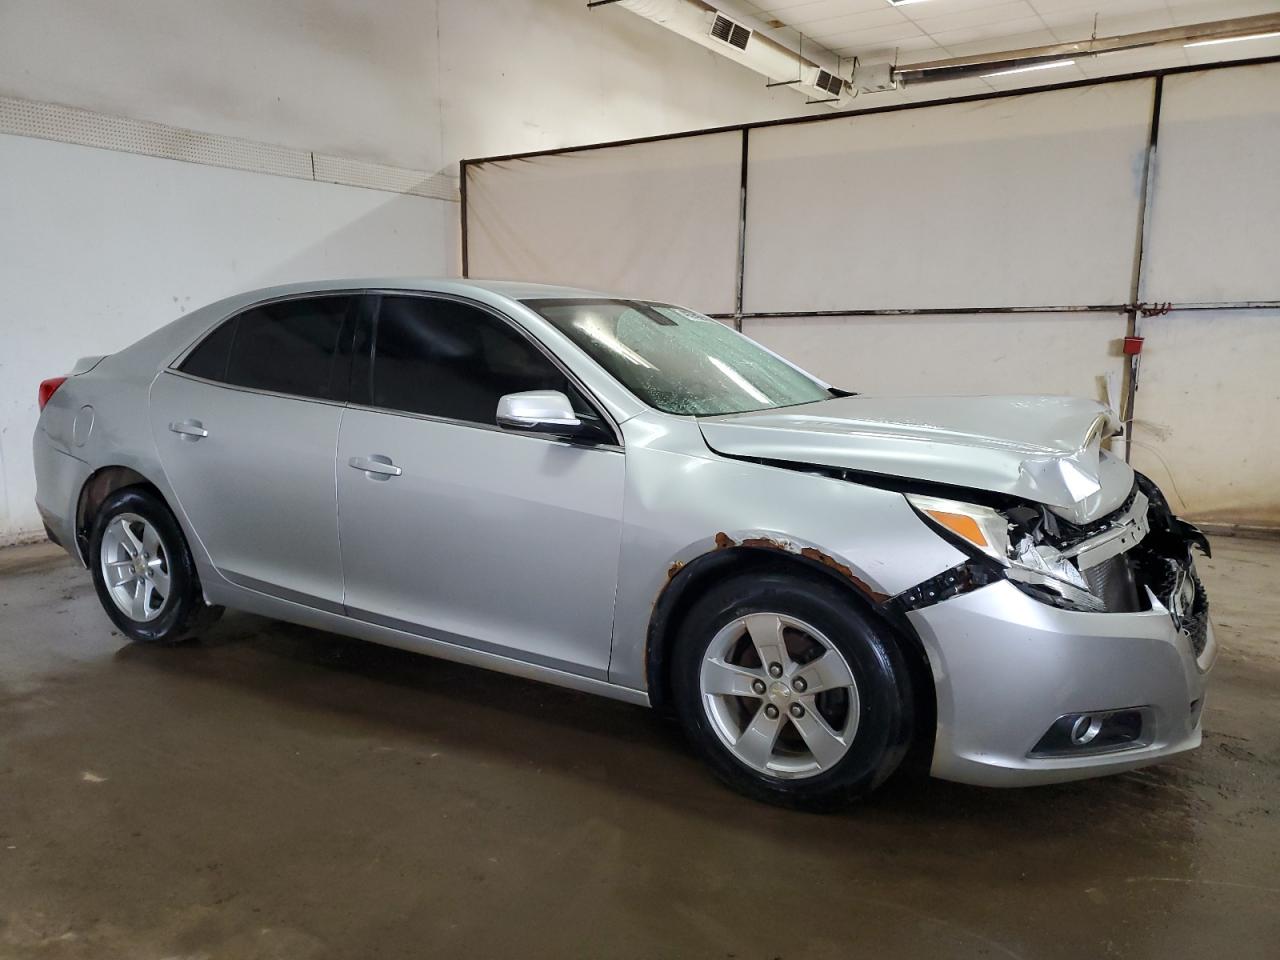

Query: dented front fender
<box><xmin>607</xmin><ymin>414</ymin><xmax>968</xmax><ymax>691</ymax></box>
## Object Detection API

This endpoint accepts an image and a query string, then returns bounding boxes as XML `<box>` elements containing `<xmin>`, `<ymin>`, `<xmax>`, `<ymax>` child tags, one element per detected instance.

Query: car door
<box><xmin>150</xmin><ymin>293</ymin><xmax>361</xmax><ymax>610</ymax></box>
<box><xmin>335</xmin><ymin>293</ymin><xmax>625</xmax><ymax>679</ymax></box>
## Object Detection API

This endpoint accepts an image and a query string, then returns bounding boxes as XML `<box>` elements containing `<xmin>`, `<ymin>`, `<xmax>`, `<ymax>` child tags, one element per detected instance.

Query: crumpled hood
<box><xmin>698</xmin><ymin>394</ymin><xmax>1133</xmax><ymax>523</ymax></box>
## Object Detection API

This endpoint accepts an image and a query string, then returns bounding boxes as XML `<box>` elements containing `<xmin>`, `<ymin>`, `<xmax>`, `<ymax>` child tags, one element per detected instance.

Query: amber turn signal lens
<box><xmin>925</xmin><ymin>510</ymin><xmax>989</xmax><ymax>548</ymax></box>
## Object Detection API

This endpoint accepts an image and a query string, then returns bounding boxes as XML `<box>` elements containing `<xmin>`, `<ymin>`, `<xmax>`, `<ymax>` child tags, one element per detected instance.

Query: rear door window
<box><xmin>179</xmin><ymin>295</ymin><xmax>355</xmax><ymax>401</ymax></box>
<box><xmin>178</xmin><ymin>318</ymin><xmax>237</xmax><ymax>382</ymax></box>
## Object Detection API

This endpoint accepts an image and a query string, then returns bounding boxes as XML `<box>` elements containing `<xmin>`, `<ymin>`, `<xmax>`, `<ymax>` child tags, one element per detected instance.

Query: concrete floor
<box><xmin>0</xmin><ymin>540</ymin><xmax>1277</xmax><ymax>959</ymax></box>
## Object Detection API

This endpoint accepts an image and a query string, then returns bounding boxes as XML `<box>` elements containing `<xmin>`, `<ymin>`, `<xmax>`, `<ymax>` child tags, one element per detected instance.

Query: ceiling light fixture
<box><xmin>885</xmin><ymin>0</ymin><xmax>933</xmax><ymax>6</ymax></box>
<box><xmin>983</xmin><ymin>59</ymin><xmax>1075</xmax><ymax>78</ymax></box>
<box><xmin>1184</xmin><ymin>31</ymin><xmax>1280</xmax><ymax>47</ymax></box>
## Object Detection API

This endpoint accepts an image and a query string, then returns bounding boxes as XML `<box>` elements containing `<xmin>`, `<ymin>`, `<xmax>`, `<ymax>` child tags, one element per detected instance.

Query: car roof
<box><xmin>450</xmin><ymin>278</ymin><xmax>616</xmax><ymax>300</ymax></box>
<box><xmin>224</xmin><ymin>277</ymin><xmax>623</xmax><ymax>304</ymax></box>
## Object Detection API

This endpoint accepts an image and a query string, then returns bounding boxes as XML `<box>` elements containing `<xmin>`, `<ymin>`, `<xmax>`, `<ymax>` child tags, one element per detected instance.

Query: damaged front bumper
<box><xmin>909</xmin><ymin>577</ymin><xmax>1215</xmax><ymax>786</ymax></box>
<box><xmin>893</xmin><ymin>475</ymin><xmax>1216</xmax><ymax>787</ymax></box>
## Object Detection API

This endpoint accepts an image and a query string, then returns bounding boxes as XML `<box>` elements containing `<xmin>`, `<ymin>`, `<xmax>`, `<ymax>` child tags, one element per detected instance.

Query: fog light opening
<box><xmin>1029</xmin><ymin>708</ymin><xmax>1150</xmax><ymax>758</ymax></box>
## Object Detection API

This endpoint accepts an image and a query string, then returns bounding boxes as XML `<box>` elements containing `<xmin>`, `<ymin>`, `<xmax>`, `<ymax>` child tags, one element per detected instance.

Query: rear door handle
<box><xmin>348</xmin><ymin>454</ymin><xmax>402</xmax><ymax>480</ymax></box>
<box><xmin>169</xmin><ymin>419</ymin><xmax>208</xmax><ymax>440</ymax></box>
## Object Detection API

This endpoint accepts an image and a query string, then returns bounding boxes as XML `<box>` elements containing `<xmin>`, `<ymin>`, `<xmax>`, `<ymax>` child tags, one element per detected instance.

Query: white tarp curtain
<box><xmin>742</xmin><ymin>312</ymin><xmax>1127</xmax><ymax>408</ymax></box>
<box><xmin>1130</xmin><ymin>309</ymin><xmax>1280</xmax><ymax>527</ymax></box>
<box><xmin>1141</xmin><ymin>61</ymin><xmax>1280</xmax><ymax>304</ymax></box>
<box><xmin>462</xmin><ymin>62</ymin><xmax>1280</xmax><ymax>524</ymax></box>
<box><xmin>742</xmin><ymin>80</ymin><xmax>1156</xmax><ymax>313</ymax></box>
<box><xmin>465</xmin><ymin>131</ymin><xmax>743</xmax><ymax>313</ymax></box>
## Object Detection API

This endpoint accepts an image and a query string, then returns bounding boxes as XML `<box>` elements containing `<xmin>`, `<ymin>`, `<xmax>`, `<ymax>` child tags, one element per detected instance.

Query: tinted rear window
<box><xmin>180</xmin><ymin>296</ymin><xmax>353</xmax><ymax>401</ymax></box>
<box><xmin>179</xmin><ymin>318</ymin><xmax>236</xmax><ymax>382</ymax></box>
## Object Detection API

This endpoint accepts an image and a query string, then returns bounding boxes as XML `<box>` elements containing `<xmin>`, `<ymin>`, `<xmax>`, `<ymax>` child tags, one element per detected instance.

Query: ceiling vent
<box><xmin>610</xmin><ymin>0</ymin><xmax>848</xmax><ymax>109</ymax></box>
<box><xmin>814</xmin><ymin>69</ymin><xmax>845</xmax><ymax>97</ymax></box>
<box><xmin>709</xmin><ymin>13</ymin><xmax>751</xmax><ymax>51</ymax></box>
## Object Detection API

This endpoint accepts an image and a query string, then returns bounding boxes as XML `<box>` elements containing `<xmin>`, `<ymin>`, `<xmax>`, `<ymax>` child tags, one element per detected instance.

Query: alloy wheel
<box><xmin>99</xmin><ymin>513</ymin><xmax>171</xmax><ymax>623</ymax></box>
<box><xmin>699</xmin><ymin>612</ymin><xmax>860</xmax><ymax>779</ymax></box>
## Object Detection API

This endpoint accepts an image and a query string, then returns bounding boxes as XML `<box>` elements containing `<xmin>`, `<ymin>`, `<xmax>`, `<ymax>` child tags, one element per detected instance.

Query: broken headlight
<box><xmin>905</xmin><ymin>493</ymin><xmax>1104</xmax><ymax>611</ymax></box>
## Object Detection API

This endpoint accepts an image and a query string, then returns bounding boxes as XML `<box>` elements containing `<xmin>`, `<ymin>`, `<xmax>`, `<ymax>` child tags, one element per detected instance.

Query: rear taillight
<box><xmin>38</xmin><ymin>377</ymin><xmax>68</xmax><ymax>411</ymax></box>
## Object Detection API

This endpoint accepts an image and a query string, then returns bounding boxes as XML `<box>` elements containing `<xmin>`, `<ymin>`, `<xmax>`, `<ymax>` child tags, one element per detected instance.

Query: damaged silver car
<box><xmin>33</xmin><ymin>280</ymin><xmax>1215</xmax><ymax>809</ymax></box>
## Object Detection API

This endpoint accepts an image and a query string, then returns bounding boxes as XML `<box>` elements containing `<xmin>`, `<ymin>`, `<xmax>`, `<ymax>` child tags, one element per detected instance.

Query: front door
<box><xmin>335</xmin><ymin>294</ymin><xmax>624</xmax><ymax>678</ymax></box>
<box><xmin>151</xmin><ymin>293</ymin><xmax>359</xmax><ymax>609</ymax></box>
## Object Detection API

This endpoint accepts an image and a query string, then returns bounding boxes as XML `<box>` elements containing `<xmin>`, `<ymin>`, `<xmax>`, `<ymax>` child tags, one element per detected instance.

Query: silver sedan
<box><xmin>33</xmin><ymin>279</ymin><xmax>1216</xmax><ymax>809</ymax></box>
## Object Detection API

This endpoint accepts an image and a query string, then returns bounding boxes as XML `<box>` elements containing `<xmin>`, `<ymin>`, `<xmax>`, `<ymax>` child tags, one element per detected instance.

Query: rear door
<box><xmin>150</xmin><ymin>293</ymin><xmax>361</xmax><ymax>610</ymax></box>
<box><xmin>335</xmin><ymin>294</ymin><xmax>625</xmax><ymax>678</ymax></box>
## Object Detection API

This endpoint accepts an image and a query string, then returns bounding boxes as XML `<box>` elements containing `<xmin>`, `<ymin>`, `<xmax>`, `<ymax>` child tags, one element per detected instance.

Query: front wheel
<box><xmin>89</xmin><ymin>487</ymin><xmax>222</xmax><ymax>644</ymax></box>
<box><xmin>672</xmin><ymin>570</ymin><xmax>914</xmax><ymax>811</ymax></box>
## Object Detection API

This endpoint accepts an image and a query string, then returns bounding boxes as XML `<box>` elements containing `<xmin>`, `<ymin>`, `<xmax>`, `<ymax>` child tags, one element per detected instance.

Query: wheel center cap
<box><xmin>769</xmin><ymin>680</ymin><xmax>791</xmax><ymax>701</ymax></box>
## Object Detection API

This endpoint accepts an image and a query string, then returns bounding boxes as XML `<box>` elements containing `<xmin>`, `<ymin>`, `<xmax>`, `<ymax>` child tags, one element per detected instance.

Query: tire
<box><xmin>672</xmin><ymin>569</ymin><xmax>913</xmax><ymax>811</ymax></box>
<box><xmin>88</xmin><ymin>486</ymin><xmax>222</xmax><ymax>644</ymax></box>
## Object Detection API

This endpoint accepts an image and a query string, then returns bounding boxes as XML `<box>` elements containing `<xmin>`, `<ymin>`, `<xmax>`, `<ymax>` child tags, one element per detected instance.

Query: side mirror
<box><xmin>496</xmin><ymin>390</ymin><xmax>584</xmax><ymax>437</ymax></box>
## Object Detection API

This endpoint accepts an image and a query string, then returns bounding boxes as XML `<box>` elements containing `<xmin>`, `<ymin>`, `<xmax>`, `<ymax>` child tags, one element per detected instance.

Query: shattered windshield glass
<box><xmin>523</xmin><ymin>299</ymin><xmax>834</xmax><ymax>416</ymax></box>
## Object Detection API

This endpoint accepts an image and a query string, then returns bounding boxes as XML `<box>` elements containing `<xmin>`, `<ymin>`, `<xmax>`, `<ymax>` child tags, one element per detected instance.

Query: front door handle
<box><xmin>348</xmin><ymin>454</ymin><xmax>402</xmax><ymax>480</ymax></box>
<box><xmin>169</xmin><ymin>419</ymin><xmax>208</xmax><ymax>441</ymax></box>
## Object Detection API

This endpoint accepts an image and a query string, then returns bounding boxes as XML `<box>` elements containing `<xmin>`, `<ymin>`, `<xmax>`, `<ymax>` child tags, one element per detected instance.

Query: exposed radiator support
<box><xmin>604</xmin><ymin>0</ymin><xmax>850</xmax><ymax>107</ymax></box>
<box><xmin>893</xmin><ymin>12</ymin><xmax>1280</xmax><ymax>87</ymax></box>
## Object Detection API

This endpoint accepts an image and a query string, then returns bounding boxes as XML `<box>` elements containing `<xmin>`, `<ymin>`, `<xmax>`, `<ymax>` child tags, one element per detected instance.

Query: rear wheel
<box><xmin>672</xmin><ymin>570</ymin><xmax>913</xmax><ymax>811</ymax></box>
<box><xmin>89</xmin><ymin>487</ymin><xmax>221</xmax><ymax>644</ymax></box>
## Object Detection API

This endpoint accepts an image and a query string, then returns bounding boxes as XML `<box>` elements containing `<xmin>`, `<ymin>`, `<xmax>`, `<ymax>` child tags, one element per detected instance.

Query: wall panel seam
<box><xmin>0</xmin><ymin>94</ymin><xmax>459</xmax><ymax>202</ymax></box>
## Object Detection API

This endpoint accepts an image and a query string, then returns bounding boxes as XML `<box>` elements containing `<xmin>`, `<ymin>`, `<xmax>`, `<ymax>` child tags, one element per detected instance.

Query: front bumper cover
<box><xmin>908</xmin><ymin>579</ymin><xmax>1215</xmax><ymax>787</ymax></box>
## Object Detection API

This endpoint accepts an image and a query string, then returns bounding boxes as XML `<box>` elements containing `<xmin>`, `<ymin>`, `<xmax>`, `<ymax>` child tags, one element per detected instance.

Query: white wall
<box><xmin>0</xmin><ymin>0</ymin><xmax>811</xmax><ymax>175</ymax></box>
<box><xmin>0</xmin><ymin>0</ymin><xmax>443</xmax><ymax>171</ymax></box>
<box><xmin>0</xmin><ymin>133</ymin><xmax>454</xmax><ymax>543</ymax></box>
<box><xmin>0</xmin><ymin>0</ymin><xmax>828</xmax><ymax>542</ymax></box>
<box><xmin>439</xmin><ymin>0</ymin><xmax>801</xmax><ymax>163</ymax></box>
<box><xmin>0</xmin><ymin>0</ymin><xmax>455</xmax><ymax>542</ymax></box>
